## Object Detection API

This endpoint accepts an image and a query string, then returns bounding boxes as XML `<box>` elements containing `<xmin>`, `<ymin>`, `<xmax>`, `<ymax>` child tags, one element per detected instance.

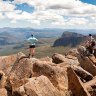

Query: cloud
<box><xmin>0</xmin><ymin>1</ymin><xmax>15</xmax><ymax>12</ymax></box>
<box><xmin>0</xmin><ymin>13</ymin><xmax>4</xmax><ymax>19</ymax></box>
<box><xmin>67</xmin><ymin>17</ymin><xmax>89</xmax><ymax>25</ymax></box>
<box><xmin>0</xmin><ymin>0</ymin><xmax>96</xmax><ymax>28</ymax></box>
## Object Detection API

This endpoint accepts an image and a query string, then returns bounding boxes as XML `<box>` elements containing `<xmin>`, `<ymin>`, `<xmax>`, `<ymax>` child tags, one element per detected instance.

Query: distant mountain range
<box><xmin>0</xmin><ymin>27</ymin><xmax>96</xmax><ymax>46</ymax></box>
<box><xmin>0</xmin><ymin>28</ymin><xmax>64</xmax><ymax>46</ymax></box>
<box><xmin>53</xmin><ymin>31</ymin><xmax>96</xmax><ymax>47</ymax></box>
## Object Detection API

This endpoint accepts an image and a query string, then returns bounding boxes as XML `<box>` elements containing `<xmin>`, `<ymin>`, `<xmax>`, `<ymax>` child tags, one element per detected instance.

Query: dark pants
<box><xmin>86</xmin><ymin>46</ymin><xmax>93</xmax><ymax>54</ymax></box>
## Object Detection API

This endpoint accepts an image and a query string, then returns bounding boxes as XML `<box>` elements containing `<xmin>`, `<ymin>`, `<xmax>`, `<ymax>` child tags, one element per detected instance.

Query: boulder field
<box><xmin>0</xmin><ymin>49</ymin><xmax>96</xmax><ymax>96</ymax></box>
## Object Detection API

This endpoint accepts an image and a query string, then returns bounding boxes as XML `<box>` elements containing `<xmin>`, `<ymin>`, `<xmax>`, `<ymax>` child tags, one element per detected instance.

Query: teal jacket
<box><xmin>27</xmin><ymin>37</ymin><xmax>38</xmax><ymax>45</ymax></box>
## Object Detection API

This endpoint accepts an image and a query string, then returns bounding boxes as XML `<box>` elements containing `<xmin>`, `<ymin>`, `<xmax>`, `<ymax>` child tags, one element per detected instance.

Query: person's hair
<box><xmin>31</xmin><ymin>34</ymin><xmax>33</xmax><ymax>37</ymax></box>
<box><xmin>89</xmin><ymin>34</ymin><xmax>92</xmax><ymax>36</ymax></box>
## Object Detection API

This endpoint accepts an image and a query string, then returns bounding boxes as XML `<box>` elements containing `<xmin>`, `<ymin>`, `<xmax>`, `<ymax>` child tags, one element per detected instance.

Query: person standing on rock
<box><xmin>27</xmin><ymin>34</ymin><xmax>38</xmax><ymax>58</ymax></box>
<box><xmin>86</xmin><ymin>34</ymin><xmax>96</xmax><ymax>55</ymax></box>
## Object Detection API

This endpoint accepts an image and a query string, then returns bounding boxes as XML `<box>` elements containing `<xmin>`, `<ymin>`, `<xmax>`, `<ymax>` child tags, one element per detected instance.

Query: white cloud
<box><xmin>30</xmin><ymin>20</ymin><xmax>40</xmax><ymax>26</ymax></box>
<box><xmin>13</xmin><ymin>0</ymin><xmax>96</xmax><ymax>15</ymax></box>
<box><xmin>0</xmin><ymin>0</ymin><xmax>96</xmax><ymax>28</ymax></box>
<box><xmin>67</xmin><ymin>17</ymin><xmax>89</xmax><ymax>25</ymax></box>
<box><xmin>0</xmin><ymin>13</ymin><xmax>4</xmax><ymax>19</ymax></box>
<box><xmin>0</xmin><ymin>1</ymin><xmax>15</xmax><ymax>12</ymax></box>
<box><xmin>5</xmin><ymin>11</ymin><xmax>33</xmax><ymax>20</ymax></box>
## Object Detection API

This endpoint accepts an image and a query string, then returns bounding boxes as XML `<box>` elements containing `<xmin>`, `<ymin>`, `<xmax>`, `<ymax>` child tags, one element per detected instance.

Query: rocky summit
<box><xmin>0</xmin><ymin>49</ymin><xmax>96</xmax><ymax>96</ymax></box>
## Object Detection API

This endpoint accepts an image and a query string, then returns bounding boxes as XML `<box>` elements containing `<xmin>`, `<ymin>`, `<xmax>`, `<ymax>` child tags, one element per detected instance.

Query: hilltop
<box><xmin>0</xmin><ymin>47</ymin><xmax>96</xmax><ymax>96</ymax></box>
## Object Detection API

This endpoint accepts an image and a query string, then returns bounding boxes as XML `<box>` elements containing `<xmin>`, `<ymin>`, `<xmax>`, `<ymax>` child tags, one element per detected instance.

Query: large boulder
<box><xmin>0</xmin><ymin>55</ymin><xmax>17</xmax><ymax>76</ymax></box>
<box><xmin>33</xmin><ymin>61</ymin><xmax>68</xmax><ymax>95</ymax></box>
<box><xmin>0</xmin><ymin>71</ymin><xmax>7</xmax><ymax>88</ymax></box>
<box><xmin>67</xmin><ymin>67</ymin><xmax>91</xmax><ymax>96</ymax></box>
<box><xmin>77</xmin><ymin>45</ymin><xmax>87</xmax><ymax>56</ymax></box>
<box><xmin>0</xmin><ymin>88</ymin><xmax>7</xmax><ymax>96</ymax></box>
<box><xmin>66</xmin><ymin>48</ymin><xmax>78</xmax><ymax>57</ymax></box>
<box><xmin>84</xmin><ymin>77</ymin><xmax>96</xmax><ymax>95</ymax></box>
<box><xmin>52</xmin><ymin>53</ymin><xmax>79</xmax><ymax>66</ymax></box>
<box><xmin>40</xmin><ymin>56</ymin><xmax>52</xmax><ymax>63</ymax></box>
<box><xmin>77</xmin><ymin>54</ymin><xmax>96</xmax><ymax>76</ymax></box>
<box><xmin>52</xmin><ymin>53</ymin><xmax>67</xmax><ymax>64</ymax></box>
<box><xmin>88</xmin><ymin>55</ymin><xmax>96</xmax><ymax>65</ymax></box>
<box><xmin>6</xmin><ymin>58</ymin><xmax>36</xmax><ymax>91</ymax></box>
<box><xmin>0</xmin><ymin>52</ymin><xmax>25</xmax><ymax>76</ymax></box>
<box><xmin>13</xmin><ymin>75</ymin><xmax>62</xmax><ymax>96</ymax></box>
<box><xmin>72</xmin><ymin>65</ymin><xmax>93</xmax><ymax>82</ymax></box>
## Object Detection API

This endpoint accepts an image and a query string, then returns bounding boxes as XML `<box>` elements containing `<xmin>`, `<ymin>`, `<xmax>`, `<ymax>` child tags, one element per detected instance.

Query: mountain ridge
<box><xmin>53</xmin><ymin>31</ymin><xmax>96</xmax><ymax>47</ymax></box>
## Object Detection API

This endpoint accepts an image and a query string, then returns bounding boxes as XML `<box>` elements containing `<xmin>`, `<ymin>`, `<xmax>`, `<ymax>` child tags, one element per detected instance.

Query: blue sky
<box><xmin>81</xmin><ymin>0</ymin><xmax>96</xmax><ymax>5</ymax></box>
<box><xmin>0</xmin><ymin>0</ymin><xmax>96</xmax><ymax>29</ymax></box>
<box><xmin>15</xmin><ymin>3</ymin><xmax>34</xmax><ymax>13</ymax></box>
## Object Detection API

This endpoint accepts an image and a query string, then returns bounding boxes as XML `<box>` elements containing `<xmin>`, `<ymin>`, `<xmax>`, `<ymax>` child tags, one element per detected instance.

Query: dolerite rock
<box><xmin>0</xmin><ymin>55</ymin><xmax>16</xmax><ymax>76</ymax></box>
<box><xmin>52</xmin><ymin>53</ymin><xmax>68</xmax><ymax>64</ymax></box>
<box><xmin>88</xmin><ymin>55</ymin><xmax>96</xmax><ymax>65</ymax></box>
<box><xmin>0</xmin><ymin>71</ymin><xmax>7</xmax><ymax>88</ymax></box>
<box><xmin>66</xmin><ymin>48</ymin><xmax>78</xmax><ymax>57</ymax></box>
<box><xmin>13</xmin><ymin>75</ymin><xmax>62</xmax><ymax>96</ymax></box>
<box><xmin>33</xmin><ymin>61</ymin><xmax>68</xmax><ymax>95</ymax></box>
<box><xmin>6</xmin><ymin>58</ymin><xmax>34</xmax><ymax>91</ymax></box>
<box><xmin>77</xmin><ymin>54</ymin><xmax>96</xmax><ymax>76</ymax></box>
<box><xmin>84</xmin><ymin>77</ymin><xmax>96</xmax><ymax>95</ymax></box>
<box><xmin>72</xmin><ymin>65</ymin><xmax>93</xmax><ymax>81</ymax></box>
<box><xmin>77</xmin><ymin>45</ymin><xmax>87</xmax><ymax>56</ymax></box>
<box><xmin>0</xmin><ymin>52</ymin><xmax>25</xmax><ymax>76</ymax></box>
<box><xmin>40</xmin><ymin>56</ymin><xmax>52</xmax><ymax>63</ymax></box>
<box><xmin>67</xmin><ymin>67</ymin><xmax>91</xmax><ymax>96</ymax></box>
<box><xmin>0</xmin><ymin>88</ymin><xmax>7</xmax><ymax>96</ymax></box>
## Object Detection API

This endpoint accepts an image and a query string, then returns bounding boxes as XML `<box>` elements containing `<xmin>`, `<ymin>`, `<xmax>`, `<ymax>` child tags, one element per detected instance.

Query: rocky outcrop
<box><xmin>0</xmin><ymin>88</ymin><xmax>7</xmax><ymax>96</ymax></box>
<box><xmin>67</xmin><ymin>67</ymin><xmax>91</xmax><ymax>96</ymax></box>
<box><xmin>40</xmin><ymin>56</ymin><xmax>52</xmax><ymax>63</ymax></box>
<box><xmin>53</xmin><ymin>32</ymin><xmax>85</xmax><ymax>47</ymax></box>
<box><xmin>7</xmin><ymin>58</ymin><xmax>34</xmax><ymax>91</ymax></box>
<box><xmin>52</xmin><ymin>53</ymin><xmax>79</xmax><ymax>65</ymax></box>
<box><xmin>67</xmin><ymin>46</ymin><xmax>96</xmax><ymax>96</ymax></box>
<box><xmin>77</xmin><ymin>54</ymin><xmax>96</xmax><ymax>76</ymax></box>
<box><xmin>0</xmin><ymin>48</ymin><xmax>96</xmax><ymax>96</ymax></box>
<box><xmin>13</xmin><ymin>75</ymin><xmax>62</xmax><ymax>96</ymax></box>
<box><xmin>0</xmin><ymin>71</ymin><xmax>7</xmax><ymax>88</ymax></box>
<box><xmin>33</xmin><ymin>60</ymin><xmax>68</xmax><ymax>95</ymax></box>
<box><xmin>72</xmin><ymin>65</ymin><xmax>93</xmax><ymax>81</ymax></box>
<box><xmin>52</xmin><ymin>53</ymin><xmax>67</xmax><ymax>64</ymax></box>
<box><xmin>0</xmin><ymin>52</ymin><xmax>25</xmax><ymax>76</ymax></box>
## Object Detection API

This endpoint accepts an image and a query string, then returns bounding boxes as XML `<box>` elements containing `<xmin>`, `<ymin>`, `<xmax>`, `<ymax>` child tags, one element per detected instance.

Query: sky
<box><xmin>0</xmin><ymin>0</ymin><xmax>96</xmax><ymax>29</ymax></box>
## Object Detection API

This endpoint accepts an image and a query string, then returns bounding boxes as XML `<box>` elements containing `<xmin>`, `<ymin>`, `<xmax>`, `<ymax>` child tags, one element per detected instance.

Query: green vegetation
<box><xmin>0</xmin><ymin>37</ymin><xmax>72</xmax><ymax>58</ymax></box>
<box><xmin>0</xmin><ymin>45</ymin><xmax>71</xmax><ymax>58</ymax></box>
<box><xmin>35</xmin><ymin>45</ymin><xmax>71</xmax><ymax>58</ymax></box>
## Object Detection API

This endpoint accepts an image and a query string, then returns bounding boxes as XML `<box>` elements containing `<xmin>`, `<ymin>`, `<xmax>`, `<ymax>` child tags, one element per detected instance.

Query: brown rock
<box><xmin>52</xmin><ymin>53</ymin><xmax>67</xmax><ymax>64</ymax></box>
<box><xmin>52</xmin><ymin>53</ymin><xmax>79</xmax><ymax>66</ymax></box>
<box><xmin>77</xmin><ymin>45</ymin><xmax>87</xmax><ymax>56</ymax></box>
<box><xmin>0</xmin><ymin>52</ymin><xmax>25</xmax><ymax>76</ymax></box>
<box><xmin>0</xmin><ymin>55</ymin><xmax>17</xmax><ymax>76</ymax></box>
<box><xmin>0</xmin><ymin>71</ymin><xmax>7</xmax><ymax>88</ymax></box>
<box><xmin>84</xmin><ymin>77</ymin><xmax>96</xmax><ymax>95</ymax></box>
<box><xmin>6</xmin><ymin>58</ymin><xmax>34</xmax><ymax>91</ymax></box>
<box><xmin>77</xmin><ymin>54</ymin><xmax>96</xmax><ymax>76</ymax></box>
<box><xmin>88</xmin><ymin>55</ymin><xmax>96</xmax><ymax>65</ymax></box>
<box><xmin>67</xmin><ymin>67</ymin><xmax>91</xmax><ymax>96</ymax></box>
<box><xmin>40</xmin><ymin>56</ymin><xmax>52</xmax><ymax>63</ymax></box>
<box><xmin>13</xmin><ymin>75</ymin><xmax>62</xmax><ymax>96</ymax></box>
<box><xmin>0</xmin><ymin>88</ymin><xmax>7</xmax><ymax>96</ymax></box>
<box><xmin>72</xmin><ymin>65</ymin><xmax>93</xmax><ymax>81</ymax></box>
<box><xmin>66</xmin><ymin>48</ymin><xmax>78</xmax><ymax>57</ymax></box>
<box><xmin>33</xmin><ymin>61</ymin><xmax>68</xmax><ymax>95</ymax></box>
